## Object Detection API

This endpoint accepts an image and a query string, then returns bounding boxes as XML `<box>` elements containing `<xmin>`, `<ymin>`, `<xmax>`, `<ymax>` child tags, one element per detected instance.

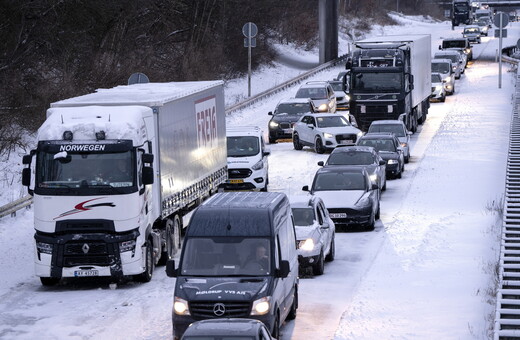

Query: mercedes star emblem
<box><xmin>213</xmin><ymin>303</ymin><xmax>226</xmax><ymax>316</ymax></box>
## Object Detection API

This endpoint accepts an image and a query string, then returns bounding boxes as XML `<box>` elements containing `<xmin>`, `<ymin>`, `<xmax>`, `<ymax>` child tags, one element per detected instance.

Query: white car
<box><xmin>430</xmin><ymin>72</ymin><xmax>447</xmax><ymax>102</ymax></box>
<box><xmin>431</xmin><ymin>59</ymin><xmax>455</xmax><ymax>95</ymax></box>
<box><xmin>434</xmin><ymin>50</ymin><xmax>464</xmax><ymax>78</ymax></box>
<box><xmin>367</xmin><ymin>120</ymin><xmax>412</xmax><ymax>163</ymax></box>
<box><xmin>290</xmin><ymin>195</ymin><xmax>335</xmax><ymax>275</ymax></box>
<box><xmin>225</xmin><ymin>126</ymin><xmax>270</xmax><ymax>191</ymax></box>
<box><xmin>462</xmin><ymin>25</ymin><xmax>481</xmax><ymax>44</ymax></box>
<box><xmin>292</xmin><ymin>113</ymin><xmax>363</xmax><ymax>154</ymax></box>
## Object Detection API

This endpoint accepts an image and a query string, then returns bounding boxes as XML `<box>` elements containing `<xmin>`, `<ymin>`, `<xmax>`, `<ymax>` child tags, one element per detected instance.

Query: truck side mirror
<box><xmin>22</xmin><ymin>168</ymin><xmax>31</xmax><ymax>187</ymax></box>
<box><xmin>142</xmin><ymin>153</ymin><xmax>154</xmax><ymax>164</ymax></box>
<box><xmin>142</xmin><ymin>166</ymin><xmax>154</xmax><ymax>185</ymax></box>
<box><xmin>22</xmin><ymin>155</ymin><xmax>32</xmax><ymax>165</ymax></box>
<box><xmin>165</xmin><ymin>259</ymin><xmax>177</xmax><ymax>277</ymax></box>
<box><xmin>277</xmin><ymin>260</ymin><xmax>290</xmax><ymax>278</ymax></box>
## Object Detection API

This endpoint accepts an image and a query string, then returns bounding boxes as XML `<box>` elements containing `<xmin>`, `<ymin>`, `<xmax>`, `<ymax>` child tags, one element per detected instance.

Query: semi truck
<box><xmin>452</xmin><ymin>0</ymin><xmax>472</xmax><ymax>26</ymax></box>
<box><xmin>346</xmin><ymin>34</ymin><xmax>431</xmax><ymax>132</ymax></box>
<box><xmin>21</xmin><ymin>81</ymin><xmax>228</xmax><ymax>285</ymax></box>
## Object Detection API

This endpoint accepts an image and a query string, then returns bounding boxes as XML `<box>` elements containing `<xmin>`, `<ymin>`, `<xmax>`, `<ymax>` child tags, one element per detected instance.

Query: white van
<box><xmin>225</xmin><ymin>126</ymin><xmax>270</xmax><ymax>191</ymax></box>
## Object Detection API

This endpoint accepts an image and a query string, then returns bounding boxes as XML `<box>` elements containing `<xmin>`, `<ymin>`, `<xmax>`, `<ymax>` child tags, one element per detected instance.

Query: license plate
<box><xmin>283</xmin><ymin>128</ymin><xmax>293</xmax><ymax>134</ymax></box>
<box><xmin>228</xmin><ymin>179</ymin><xmax>244</xmax><ymax>184</ymax></box>
<box><xmin>340</xmin><ymin>139</ymin><xmax>353</xmax><ymax>144</ymax></box>
<box><xmin>74</xmin><ymin>270</ymin><xmax>99</xmax><ymax>277</ymax></box>
<box><xmin>329</xmin><ymin>213</ymin><xmax>347</xmax><ymax>218</ymax></box>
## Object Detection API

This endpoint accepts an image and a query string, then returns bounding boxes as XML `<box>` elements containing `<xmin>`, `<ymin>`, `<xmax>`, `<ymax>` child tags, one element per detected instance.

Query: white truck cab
<box><xmin>225</xmin><ymin>126</ymin><xmax>270</xmax><ymax>191</ymax></box>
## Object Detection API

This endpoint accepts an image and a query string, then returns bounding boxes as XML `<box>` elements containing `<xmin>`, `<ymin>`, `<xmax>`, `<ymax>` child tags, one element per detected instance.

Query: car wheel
<box><xmin>286</xmin><ymin>287</ymin><xmax>298</xmax><ymax>320</ymax></box>
<box><xmin>271</xmin><ymin>313</ymin><xmax>280</xmax><ymax>339</ymax></box>
<box><xmin>382</xmin><ymin>178</ymin><xmax>387</xmax><ymax>191</ymax></box>
<box><xmin>405</xmin><ymin>154</ymin><xmax>410</xmax><ymax>164</ymax></box>
<box><xmin>40</xmin><ymin>277</ymin><xmax>60</xmax><ymax>286</ymax></box>
<box><xmin>441</xmin><ymin>94</ymin><xmax>446</xmax><ymax>102</ymax></box>
<box><xmin>293</xmin><ymin>133</ymin><xmax>303</xmax><ymax>150</ymax></box>
<box><xmin>375</xmin><ymin>203</ymin><xmax>380</xmax><ymax>220</ymax></box>
<box><xmin>260</xmin><ymin>176</ymin><xmax>268</xmax><ymax>192</ymax></box>
<box><xmin>134</xmin><ymin>240</ymin><xmax>154</xmax><ymax>282</ymax></box>
<box><xmin>312</xmin><ymin>251</ymin><xmax>325</xmax><ymax>275</ymax></box>
<box><xmin>269</xmin><ymin>135</ymin><xmax>276</xmax><ymax>144</ymax></box>
<box><xmin>365</xmin><ymin>215</ymin><xmax>375</xmax><ymax>231</ymax></box>
<box><xmin>325</xmin><ymin>236</ymin><xmax>335</xmax><ymax>262</ymax></box>
<box><xmin>315</xmin><ymin>137</ymin><xmax>325</xmax><ymax>154</ymax></box>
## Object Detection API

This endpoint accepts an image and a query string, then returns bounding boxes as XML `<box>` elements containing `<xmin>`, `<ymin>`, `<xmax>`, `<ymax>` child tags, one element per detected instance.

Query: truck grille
<box><xmin>228</xmin><ymin>168</ymin><xmax>252</xmax><ymax>179</ymax></box>
<box><xmin>190</xmin><ymin>301</ymin><xmax>251</xmax><ymax>319</ymax></box>
<box><xmin>62</xmin><ymin>241</ymin><xmax>114</xmax><ymax>267</ymax></box>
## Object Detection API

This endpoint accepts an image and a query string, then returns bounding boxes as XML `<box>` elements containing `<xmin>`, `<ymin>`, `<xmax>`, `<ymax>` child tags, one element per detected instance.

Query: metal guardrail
<box><xmin>0</xmin><ymin>55</ymin><xmax>348</xmax><ymax>219</ymax></box>
<box><xmin>494</xmin><ymin>55</ymin><xmax>520</xmax><ymax>340</ymax></box>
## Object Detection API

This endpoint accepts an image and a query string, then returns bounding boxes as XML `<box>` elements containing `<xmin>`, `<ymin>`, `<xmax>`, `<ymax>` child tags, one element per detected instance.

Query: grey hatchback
<box><xmin>181</xmin><ymin>318</ymin><xmax>275</xmax><ymax>340</ymax></box>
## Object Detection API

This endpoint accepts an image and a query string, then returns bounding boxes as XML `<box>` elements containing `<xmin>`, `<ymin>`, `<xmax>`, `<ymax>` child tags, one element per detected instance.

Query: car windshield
<box><xmin>180</xmin><ymin>237</ymin><xmax>271</xmax><ymax>276</ymax></box>
<box><xmin>313</xmin><ymin>172</ymin><xmax>366</xmax><ymax>191</ymax></box>
<box><xmin>295</xmin><ymin>87</ymin><xmax>327</xmax><ymax>99</ymax></box>
<box><xmin>436</xmin><ymin>55</ymin><xmax>458</xmax><ymax>64</ymax></box>
<box><xmin>431</xmin><ymin>62</ymin><xmax>450</xmax><ymax>74</ymax></box>
<box><xmin>292</xmin><ymin>207</ymin><xmax>315</xmax><ymax>226</ymax></box>
<box><xmin>432</xmin><ymin>74</ymin><xmax>442</xmax><ymax>83</ymax></box>
<box><xmin>464</xmin><ymin>27</ymin><xmax>479</xmax><ymax>33</ymax></box>
<box><xmin>316</xmin><ymin>115</ymin><xmax>350</xmax><ymax>128</ymax></box>
<box><xmin>327</xmin><ymin>151</ymin><xmax>375</xmax><ymax>165</ymax></box>
<box><xmin>351</xmin><ymin>72</ymin><xmax>402</xmax><ymax>92</ymax></box>
<box><xmin>358</xmin><ymin>138</ymin><xmax>396</xmax><ymax>152</ymax></box>
<box><xmin>329</xmin><ymin>82</ymin><xmax>344</xmax><ymax>92</ymax></box>
<box><xmin>227</xmin><ymin>136</ymin><xmax>260</xmax><ymax>157</ymax></box>
<box><xmin>368</xmin><ymin>124</ymin><xmax>405</xmax><ymax>137</ymax></box>
<box><xmin>276</xmin><ymin>103</ymin><xmax>312</xmax><ymax>115</ymax></box>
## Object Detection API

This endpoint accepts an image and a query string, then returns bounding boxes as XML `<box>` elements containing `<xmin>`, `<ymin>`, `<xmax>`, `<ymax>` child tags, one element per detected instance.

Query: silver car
<box><xmin>431</xmin><ymin>59</ymin><xmax>455</xmax><ymax>95</ymax></box>
<box><xmin>430</xmin><ymin>72</ymin><xmax>447</xmax><ymax>102</ymax></box>
<box><xmin>292</xmin><ymin>113</ymin><xmax>363</xmax><ymax>154</ymax></box>
<box><xmin>295</xmin><ymin>81</ymin><xmax>337</xmax><ymax>113</ymax></box>
<box><xmin>367</xmin><ymin>120</ymin><xmax>412</xmax><ymax>163</ymax></box>
<box><xmin>290</xmin><ymin>195</ymin><xmax>335</xmax><ymax>275</ymax></box>
<box><xmin>434</xmin><ymin>51</ymin><xmax>463</xmax><ymax>79</ymax></box>
<box><xmin>463</xmin><ymin>25</ymin><xmax>481</xmax><ymax>44</ymax></box>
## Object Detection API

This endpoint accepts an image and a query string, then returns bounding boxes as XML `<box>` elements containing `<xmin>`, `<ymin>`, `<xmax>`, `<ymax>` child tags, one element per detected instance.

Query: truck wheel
<box><xmin>134</xmin><ymin>240</ymin><xmax>154</xmax><ymax>282</ymax></box>
<box><xmin>312</xmin><ymin>251</ymin><xmax>325</xmax><ymax>275</ymax></box>
<box><xmin>315</xmin><ymin>137</ymin><xmax>325</xmax><ymax>154</ymax></box>
<box><xmin>159</xmin><ymin>216</ymin><xmax>181</xmax><ymax>264</ymax></box>
<box><xmin>286</xmin><ymin>288</ymin><xmax>298</xmax><ymax>320</ymax></box>
<box><xmin>40</xmin><ymin>277</ymin><xmax>60</xmax><ymax>286</ymax></box>
<box><xmin>293</xmin><ymin>133</ymin><xmax>303</xmax><ymax>150</ymax></box>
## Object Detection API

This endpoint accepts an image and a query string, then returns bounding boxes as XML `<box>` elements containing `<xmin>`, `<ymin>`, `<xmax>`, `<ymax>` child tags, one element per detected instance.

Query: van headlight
<box><xmin>251</xmin><ymin>296</ymin><xmax>270</xmax><ymax>315</ymax></box>
<box><xmin>174</xmin><ymin>297</ymin><xmax>190</xmax><ymax>315</ymax></box>
<box><xmin>252</xmin><ymin>160</ymin><xmax>264</xmax><ymax>170</ymax></box>
<box><xmin>299</xmin><ymin>238</ymin><xmax>315</xmax><ymax>251</ymax></box>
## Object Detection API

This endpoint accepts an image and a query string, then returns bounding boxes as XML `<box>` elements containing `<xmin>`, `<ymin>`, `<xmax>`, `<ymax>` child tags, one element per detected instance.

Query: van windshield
<box><xmin>180</xmin><ymin>237</ymin><xmax>271</xmax><ymax>276</ymax></box>
<box><xmin>227</xmin><ymin>136</ymin><xmax>260</xmax><ymax>157</ymax></box>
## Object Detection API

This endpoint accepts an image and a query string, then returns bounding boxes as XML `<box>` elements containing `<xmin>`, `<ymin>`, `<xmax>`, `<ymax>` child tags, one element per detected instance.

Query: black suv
<box><xmin>268</xmin><ymin>98</ymin><xmax>317</xmax><ymax>143</ymax></box>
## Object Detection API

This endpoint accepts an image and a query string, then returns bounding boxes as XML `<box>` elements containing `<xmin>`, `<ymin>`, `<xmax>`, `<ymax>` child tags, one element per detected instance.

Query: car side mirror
<box><xmin>277</xmin><ymin>260</ymin><xmax>290</xmax><ymax>278</ymax></box>
<box><xmin>307</xmin><ymin>124</ymin><xmax>314</xmax><ymax>129</ymax></box>
<box><xmin>165</xmin><ymin>259</ymin><xmax>177</xmax><ymax>277</ymax></box>
<box><xmin>407</xmin><ymin>131</ymin><xmax>412</xmax><ymax>136</ymax></box>
<box><xmin>302</xmin><ymin>185</ymin><xmax>309</xmax><ymax>192</ymax></box>
<box><xmin>371</xmin><ymin>182</ymin><xmax>379</xmax><ymax>191</ymax></box>
<box><xmin>263</xmin><ymin>150</ymin><xmax>271</xmax><ymax>156</ymax></box>
<box><xmin>317</xmin><ymin>161</ymin><xmax>324</xmax><ymax>166</ymax></box>
<box><xmin>268</xmin><ymin>111</ymin><xmax>273</xmax><ymax>116</ymax></box>
<box><xmin>321</xmin><ymin>223</ymin><xmax>330</xmax><ymax>229</ymax></box>
<box><xmin>379</xmin><ymin>160</ymin><xmax>386</xmax><ymax>165</ymax></box>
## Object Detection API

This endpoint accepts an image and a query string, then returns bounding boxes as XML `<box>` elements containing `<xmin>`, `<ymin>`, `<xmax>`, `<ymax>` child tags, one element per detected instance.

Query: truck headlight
<box><xmin>120</xmin><ymin>240</ymin><xmax>136</xmax><ymax>253</ymax></box>
<box><xmin>299</xmin><ymin>238</ymin><xmax>315</xmax><ymax>251</ymax></box>
<box><xmin>174</xmin><ymin>297</ymin><xmax>190</xmax><ymax>315</ymax></box>
<box><xmin>323</xmin><ymin>133</ymin><xmax>333</xmax><ymax>139</ymax></box>
<box><xmin>36</xmin><ymin>242</ymin><xmax>53</xmax><ymax>254</ymax></box>
<box><xmin>387</xmin><ymin>159</ymin><xmax>398</xmax><ymax>164</ymax></box>
<box><xmin>252</xmin><ymin>160</ymin><xmax>264</xmax><ymax>170</ymax></box>
<box><xmin>318</xmin><ymin>104</ymin><xmax>328</xmax><ymax>112</ymax></box>
<box><xmin>251</xmin><ymin>296</ymin><xmax>270</xmax><ymax>315</ymax></box>
<box><xmin>269</xmin><ymin>121</ymin><xmax>279</xmax><ymax>128</ymax></box>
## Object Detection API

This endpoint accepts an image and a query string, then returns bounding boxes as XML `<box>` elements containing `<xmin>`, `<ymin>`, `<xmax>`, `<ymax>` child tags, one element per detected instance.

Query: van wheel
<box><xmin>286</xmin><ymin>287</ymin><xmax>298</xmax><ymax>320</ymax></box>
<box><xmin>293</xmin><ymin>134</ymin><xmax>303</xmax><ymax>150</ymax></box>
<box><xmin>312</xmin><ymin>251</ymin><xmax>325</xmax><ymax>275</ymax></box>
<box><xmin>315</xmin><ymin>137</ymin><xmax>325</xmax><ymax>154</ymax></box>
<box><xmin>134</xmin><ymin>240</ymin><xmax>154</xmax><ymax>282</ymax></box>
<box><xmin>271</xmin><ymin>313</ymin><xmax>280</xmax><ymax>339</ymax></box>
<box><xmin>325</xmin><ymin>237</ymin><xmax>335</xmax><ymax>262</ymax></box>
<box><xmin>40</xmin><ymin>277</ymin><xmax>60</xmax><ymax>286</ymax></box>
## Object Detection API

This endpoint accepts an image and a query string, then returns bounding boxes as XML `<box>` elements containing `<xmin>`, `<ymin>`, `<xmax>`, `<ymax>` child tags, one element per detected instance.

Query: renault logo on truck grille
<box><xmin>213</xmin><ymin>303</ymin><xmax>226</xmax><ymax>316</ymax></box>
<box><xmin>82</xmin><ymin>243</ymin><xmax>90</xmax><ymax>254</ymax></box>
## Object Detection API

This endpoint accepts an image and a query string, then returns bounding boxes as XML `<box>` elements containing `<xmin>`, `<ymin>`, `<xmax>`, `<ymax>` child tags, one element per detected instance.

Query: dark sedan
<box><xmin>181</xmin><ymin>318</ymin><xmax>275</xmax><ymax>340</ymax></box>
<box><xmin>303</xmin><ymin>166</ymin><xmax>380</xmax><ymax>231</ymax></box>
<box><xmin>268</xmin><ymin>98</ymin><xmax>316</xmax><ymax>143</ymax></box>
<box><xmin>356</xmin><ymin>133</ymin><xmax>404</xmax><ymax>179</ymax></box>
<box><xmin>318</xmin><ymin>146</ymin><xmax>387</xmax><ymax>191</ymax></box>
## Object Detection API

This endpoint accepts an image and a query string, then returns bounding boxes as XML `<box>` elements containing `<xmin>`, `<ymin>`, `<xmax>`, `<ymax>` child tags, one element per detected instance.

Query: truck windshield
<box><xmin>180</xmin><ymin>237</ymin><xmax>271</xmax><ymax>276</ymax></box>
<box><xmin>36</xmin><ymin>150</ymin><xmax>136</xmax><ymax>194</ymax></box>
<box><xmin>351</xmin><ymin>72</ymin><xmax>402</xmax><ymax>92</ymax></box>
<box><xmin>227</xmin><ymin>136</ymin><xmax>260</xmax><ymax>157</ymax></box>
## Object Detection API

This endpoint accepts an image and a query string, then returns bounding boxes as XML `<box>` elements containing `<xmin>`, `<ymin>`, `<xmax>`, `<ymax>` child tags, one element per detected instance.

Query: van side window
<box><xmin>275</xmin><ymin>236</ymin><xmax>281</xmax><ymax>270</ymax></box>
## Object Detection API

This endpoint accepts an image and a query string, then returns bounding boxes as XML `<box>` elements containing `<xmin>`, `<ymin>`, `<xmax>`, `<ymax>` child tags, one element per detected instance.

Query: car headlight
<box><xmin>318</xmin><ymin>104</ymin><xmax>328</xmax><ymax>112</ymax></box>
<box><xmin>36</xmin><ymin>242</ymin><xmax>53</xmax><ymax>254</ymax></box>
<box><xmin>387</xmin><ymin>159</ymin><xmax>398</xmax><ymax>164</ymax></box>
<box><xmin>357</xmin><ymin>131</ymin><xmax>364</xmax><ymax>138</ymax></box>
<box><xmin>355</xmin><ymin>196</ymin><xmax>371</xmax><ymax>207</ymax></box>
<box><xmin>323</xmin><ymin>132</ymin><xmax>333</xmax><ymax>139</ymax></box>
<box><xmin>299</xmin><ymin>238</ymin><xmax>315</xmax><ymax>251</ymax></box>
<box><xmin>345</xmin><ymin>94</ymin><xmax>351</xmax><ymax>101</ymax></box>
<box><xmin>445</xmin><ymin>76</ymin><xmax>452</xmax><ymax>82</ymax></box>
<box><xmin>269</xmin><ymin>121</ymin><xmax>279</xmax><ymax>128</ymax></box>
<box><xmin>369</xmin><ymin>173</ymin><xmax>378</xmax><ymax>183</ymax></box>
<box><xmin>252</xmin><ymin>160</ymin><xmax>264</xmax><ymax>170</ymax></box>
<box><xmin>174</xmin><ymin>297</ymin><xmax>190</xmax><ymax>315</ymax></box>
<box><xmin>251</xmin><ymin>296</ymin><xmax>270</xmax><ymax>315</ymax></box>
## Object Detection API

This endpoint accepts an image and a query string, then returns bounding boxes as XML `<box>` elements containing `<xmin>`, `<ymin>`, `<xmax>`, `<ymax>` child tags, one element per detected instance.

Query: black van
<box><xmin>166</xmin><ymin>192</ymin><xmax>299</xmax><ymax>339</ymax></box>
